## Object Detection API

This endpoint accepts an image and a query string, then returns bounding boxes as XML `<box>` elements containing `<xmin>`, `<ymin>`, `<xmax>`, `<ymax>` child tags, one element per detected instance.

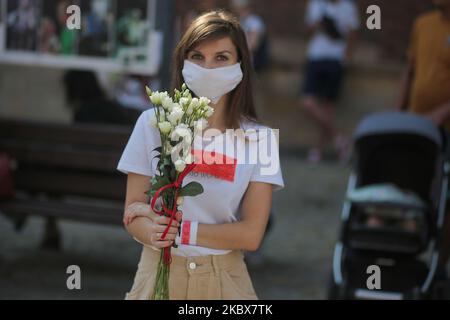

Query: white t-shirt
<box><xmin>117</xmin><ymin>109</ymin><xmax>285</xmax><ymax>257</ymax></box>
<box><xmin>306</xmin><ymin>0</ymin><xmax>360</xmax><ymax>61</ymax></box>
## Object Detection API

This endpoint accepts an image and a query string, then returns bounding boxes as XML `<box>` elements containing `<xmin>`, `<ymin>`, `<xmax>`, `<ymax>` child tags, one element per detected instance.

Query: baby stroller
<box><xmin>328</xmin><ymin>112</ymin><xmax>450</xmax><ymax>300</ymax></box>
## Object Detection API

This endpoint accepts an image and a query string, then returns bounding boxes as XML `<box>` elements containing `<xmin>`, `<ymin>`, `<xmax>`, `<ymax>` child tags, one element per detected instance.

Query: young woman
<box><xmin>117</xmin><ymin>10</ymin><xmax>284</xmax><ymax>300</ymax></box>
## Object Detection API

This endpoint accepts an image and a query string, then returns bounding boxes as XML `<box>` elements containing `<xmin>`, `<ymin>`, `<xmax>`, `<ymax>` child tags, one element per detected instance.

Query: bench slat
<box><xmin>0</xmin><ymin>118</ymin><xmax>132</xmax><ymax>148</ymax></box>
<box><xmin>14</xmin><ymin>169</ymin><xmax>126</xmax><ymax>200</ymax></box>
<box><xmin>1</xmin><ymin>139</ymin><xmax>123</xmax><ymax>171</ymax></box>
<box><xmin>0</xmin><ymin>199</ymin><xmax>123</xmax><ymax>225</ymax></box>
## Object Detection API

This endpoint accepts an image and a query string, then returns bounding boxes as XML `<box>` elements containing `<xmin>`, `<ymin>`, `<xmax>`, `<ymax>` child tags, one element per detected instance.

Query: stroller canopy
<box><xmin>354</xmin><ymin>112</ymin><xmax>442</xmax><ymax>147</ymax></box>
<box><xmin>353</xmin><ymin>112</ymin><xmax>444</xmax><ymax>205</ymax></box>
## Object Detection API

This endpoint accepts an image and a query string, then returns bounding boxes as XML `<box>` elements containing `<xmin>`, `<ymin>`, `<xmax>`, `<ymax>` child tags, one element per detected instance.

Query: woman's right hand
<box><xmin>124</xmin><ymin>201</ymin><xmax>182</xmax><ymax>248</ymax></box>
<box><xmin>148</xmin><ymin>215</ymin><xmax>180</xmax><ymax>248</ymax></box>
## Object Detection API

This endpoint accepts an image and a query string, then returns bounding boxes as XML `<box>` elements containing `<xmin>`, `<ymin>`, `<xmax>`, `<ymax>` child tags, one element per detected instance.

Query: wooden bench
<box><xmin>0</xmin><ymin>118</ymin><xmax>133</xmax><ymax>249</ymax></box>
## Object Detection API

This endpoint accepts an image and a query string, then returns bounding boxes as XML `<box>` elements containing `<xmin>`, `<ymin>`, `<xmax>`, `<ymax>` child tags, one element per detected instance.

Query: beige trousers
<box><xmin>125</xmin><ymin>246</ymin><xmax>258</xmax><ymax>300</ymax></box>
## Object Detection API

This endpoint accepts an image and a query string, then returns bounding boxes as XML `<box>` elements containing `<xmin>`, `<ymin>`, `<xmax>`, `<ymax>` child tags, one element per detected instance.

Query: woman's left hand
<box><xmin>123</xmin><ymin>202</ymin><xmax>158</xmax><ymax>226</ymax></box>
<box><xmin>124</xmin><ymin>202</ymin><xmax>184</xmax><ymax>226</ymax></box>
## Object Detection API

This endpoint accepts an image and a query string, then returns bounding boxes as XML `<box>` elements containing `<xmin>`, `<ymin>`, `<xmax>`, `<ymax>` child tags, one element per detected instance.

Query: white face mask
<box><xmin>182</xmin><ymin>60</ymin><xmax>244</xmax><ymax>104</ymax></box>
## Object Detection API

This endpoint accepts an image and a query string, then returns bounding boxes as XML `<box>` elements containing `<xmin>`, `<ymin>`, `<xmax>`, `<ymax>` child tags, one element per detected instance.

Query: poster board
<box><xmin>0</xmin><ymin>0</ymin><xmax>162</xmax><ymax>75</ymax></box>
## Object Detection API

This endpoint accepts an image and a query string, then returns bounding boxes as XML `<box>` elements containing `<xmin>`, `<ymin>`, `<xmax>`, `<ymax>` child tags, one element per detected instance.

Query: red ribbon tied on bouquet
<box><xmin>149</xmin><ymin>163</ymin><xmax>197</xmax><ymax>264</ymax></box>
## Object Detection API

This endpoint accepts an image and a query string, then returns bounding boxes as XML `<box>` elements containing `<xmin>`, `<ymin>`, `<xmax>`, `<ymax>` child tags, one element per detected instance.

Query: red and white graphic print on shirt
<box><xmin>190</xmin><ymin>148</ymin><xmax>237</xmax><ymax>182</ymax></box>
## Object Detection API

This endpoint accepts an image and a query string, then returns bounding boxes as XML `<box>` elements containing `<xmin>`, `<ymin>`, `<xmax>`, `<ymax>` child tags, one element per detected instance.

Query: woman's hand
<box><xmin>124</xmin><ymin>202</ymin><xmax>184</xmax><ymax>249</ymax></box>
<box><xmin>147</xmin><ymin>215</ymin><xmax>180</xmax><ymax>248</ymax></box>
<box><xmin>123</xmin><ymin>202</ymin><xmax>184</xmax><ymax>226</ymax></box>
<box><xmin>123</xmin><ymin>202</ymin><xmax>158</xmax><ymax>226</ymax></box>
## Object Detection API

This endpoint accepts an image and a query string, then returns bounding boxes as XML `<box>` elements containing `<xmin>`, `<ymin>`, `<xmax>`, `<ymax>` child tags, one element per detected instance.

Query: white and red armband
<box><xmin>175</xmin><ymin>221</ymin><xmax>198</xmax><ymax>246</ymax></box>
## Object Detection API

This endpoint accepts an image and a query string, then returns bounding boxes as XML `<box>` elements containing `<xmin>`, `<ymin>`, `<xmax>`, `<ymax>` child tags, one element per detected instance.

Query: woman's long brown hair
<box><xmin>172</xmin><ymin>10</ymin><xmax>258</xmax><ymax>129</ymax></box>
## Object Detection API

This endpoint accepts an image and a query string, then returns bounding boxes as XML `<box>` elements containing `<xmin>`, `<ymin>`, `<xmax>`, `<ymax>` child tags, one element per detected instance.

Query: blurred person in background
<box><xmin>398</xmin><ymin>0</ymin><xmax>450</xmax><ymax>277</ymax></box>
<box><xmin>79</xmin><ymin>0</ymin><xmax>110</xmax><ymax>56</ymax></box>
<box><xmin>38</xmin><ymin>17</ymin><xmax>59</xmax><ymax>54</ymax></box>
<box><xmin>117</xmin><ymin>8</ymin><xmax>145</xmax><ymax>47</ymax></box>
<box><xmin>57</xmin><ymin>0</ymin><xmax>77</xmax><ymax>55</ymax></box>
<box><xmin>299</xmin><ymin>0</ymin><xmax>359</xmax><ymax>163</ymax></box>
<box><xmin>115</xmin><ymin>75</ymin><xmax>152</xmax><ymax>112</ymax></box>
<box><xmin>231</xmin><ymin>0</ymin><xmax>270</xmax><ymax>73</ymax></box>
<box><xmin>63</xmin><ymin>70</ymin><xmax>139</xmax><ymax>125</ymax></box>
<box><xmin>7</xmin><ymin>0</ymin><xmax>38</xmax><ymax>51</ymax></box>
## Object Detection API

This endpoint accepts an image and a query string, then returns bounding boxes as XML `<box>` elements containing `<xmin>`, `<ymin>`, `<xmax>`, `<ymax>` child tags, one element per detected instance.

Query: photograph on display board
<box><xmin>78</xmin><ymin>0</ymin><xmax>112</xmax><ymax>57</ymax></box>
<box><xmin>38</xmin><ymin>0</ymin><xmax>79</xmax><ymax>55</ymax></box>
<box><xmin>0</xmin><ymin>0</ymin><xmax>159</xmax><ymax>75</ymax></box>
<box><xmin>115</xmin><ymin>0</ymin><xmax>151</xmax><ymax>64</ymax></box>
<box><xmin>6</xmin><ymin>0</ymin><xmax>40</xmax><ymax>52</ymax></box>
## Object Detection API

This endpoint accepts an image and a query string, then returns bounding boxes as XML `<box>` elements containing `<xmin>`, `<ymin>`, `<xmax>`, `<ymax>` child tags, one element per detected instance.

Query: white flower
<box><xmin>158</xmin><ymin>121</ymin><xmax>172</xmax><ymax>134</ymax></box>
<box><xmin>179</xmin><ymin>97</ymin><xmax>190</xmax><ymax>108</ymax></box>
<box><xmin>195</xmin><ymin>118</ymin><xmax>208</xmax><ymax>131</ymax></box>
<box><xmin>164</xmin><ymin>141</ymin><xmax>173</xmax><ymax>153</ymax></box>
<box><xmin>159</xmin><ymin>91</ymin><xmax>169</xmax><ymax>100</ymax></box>
<box><xmin>184</xmin><ymin>153</ymin><xmax>194</xmax><ymax>164</ymax></box>
<box><xmin>150</xmin><ymin>92</ymin><xmax>162</xmax><ymax>105</ymax></box>
<box><xmin>148</xmin><ymin>112</ymin><xmax>158</xmax><ymax>128</ymax></box>
<box><xmin>205</xmin><ymin>106</ymin><xmax>214</xmax><ymax>117</ymax></box>
<box><xmin>167</xmin><ymin>104</ymin><xmax>184</xmax><ymax>125</ymax></box>
<box><xmin>189</xmin><ymin>98</ymin><xmax>199</xmax><ymax>109</ymax></box>
<box><xmin>171</xmin><ymin>124</ymin><xmax>192</xmax><ymax>142</ymax></box>
<box><xmin>177</xmin><ymin>196</ymin><xmax>184</xmax><ymax>206</ymax></box>
<box><xmin>158</xmin><ymin>109</ymin><xmax>166</xmax><ymax>122</ymax></box>
<box><xmin>184</xmin><ymin>133</ymin><xmax>192</xmax><ymax>144</ymax></box>
<box><xmin>186</xmin><ymin>105</ymin><xmax>193</xmax><ymax>116</ymax></box>
<box><xmin>162</xmin><ymin>97</ymin><xmax>174</xmax><ymax>111</ymax></box>
<box><xmin>185</xmin><ymin>98</ymin><xmax>197</xmax><ymax>116</ymax></box>
<box><xmin>175</xmin><ymin>159</ymin><xmax>186</xmax><ymax>172</ymax></box>
<box><xmin>199</xmin><ymin>97</ymin><xmax>211</xmax><ymax>107</ymax></box>
<box><xmin>145</xmin><ymin>86</ymin><xmax>152</xmax><ymax>97</ymax></box>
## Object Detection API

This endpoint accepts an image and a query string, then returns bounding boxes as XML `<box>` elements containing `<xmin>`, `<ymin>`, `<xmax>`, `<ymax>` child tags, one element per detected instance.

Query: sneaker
<box><xmin>334</xmin><ymin>135</ymin><xmax>351</xmax><ymax>164</ymax></box>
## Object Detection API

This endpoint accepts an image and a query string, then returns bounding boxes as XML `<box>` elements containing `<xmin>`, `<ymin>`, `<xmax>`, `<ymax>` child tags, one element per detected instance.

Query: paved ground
<box><xmin>0</xmin><ymin>155</ymin><xmax>350</xmax><ymax>300</ymax></box>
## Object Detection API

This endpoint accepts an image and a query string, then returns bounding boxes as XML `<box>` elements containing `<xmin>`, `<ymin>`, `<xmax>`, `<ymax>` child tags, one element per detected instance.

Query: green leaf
<box><xmin>178</xmin><ymin>182</ymin><xmax>204</xmax><ymax>197</ymax></box>
<box><xmin>151</xmin><ymin>176</ymin><xmax>171</xmax><ymax>193</ymax></box>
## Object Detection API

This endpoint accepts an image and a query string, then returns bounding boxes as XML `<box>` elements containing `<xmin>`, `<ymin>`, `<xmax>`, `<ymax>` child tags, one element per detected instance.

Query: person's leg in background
<box><xmin>300</xmin><ymin>62</ymin><xmax>326</xmax><ymax>162</ymax></box>
<box><xmin>322</xmin><ymin>60</ymin><xmax>351</xmax><ymax>162</ymax></box>
<box><xmin>300</xmin><ymin>60</ymin><xmax>349</xmax><ymax>162</ymax></box>
<box><xmin>302</xmin><ymin>95</ymin><xmax>335</xmax><ymax>162</ymax></box>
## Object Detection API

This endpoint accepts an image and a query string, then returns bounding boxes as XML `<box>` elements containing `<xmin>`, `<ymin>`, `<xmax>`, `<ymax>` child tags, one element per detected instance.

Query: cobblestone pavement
<box><xmin>0</xmin><ymin>156</ymin><xmax>350</xmax><ymax>300</ymax></box>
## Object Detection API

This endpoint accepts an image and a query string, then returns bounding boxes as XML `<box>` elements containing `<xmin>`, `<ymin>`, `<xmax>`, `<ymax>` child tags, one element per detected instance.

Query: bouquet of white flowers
<box><xmin>144</xmin><ymin>84</ymin><xmax>214</xmax><ymax>300</ymax></box>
